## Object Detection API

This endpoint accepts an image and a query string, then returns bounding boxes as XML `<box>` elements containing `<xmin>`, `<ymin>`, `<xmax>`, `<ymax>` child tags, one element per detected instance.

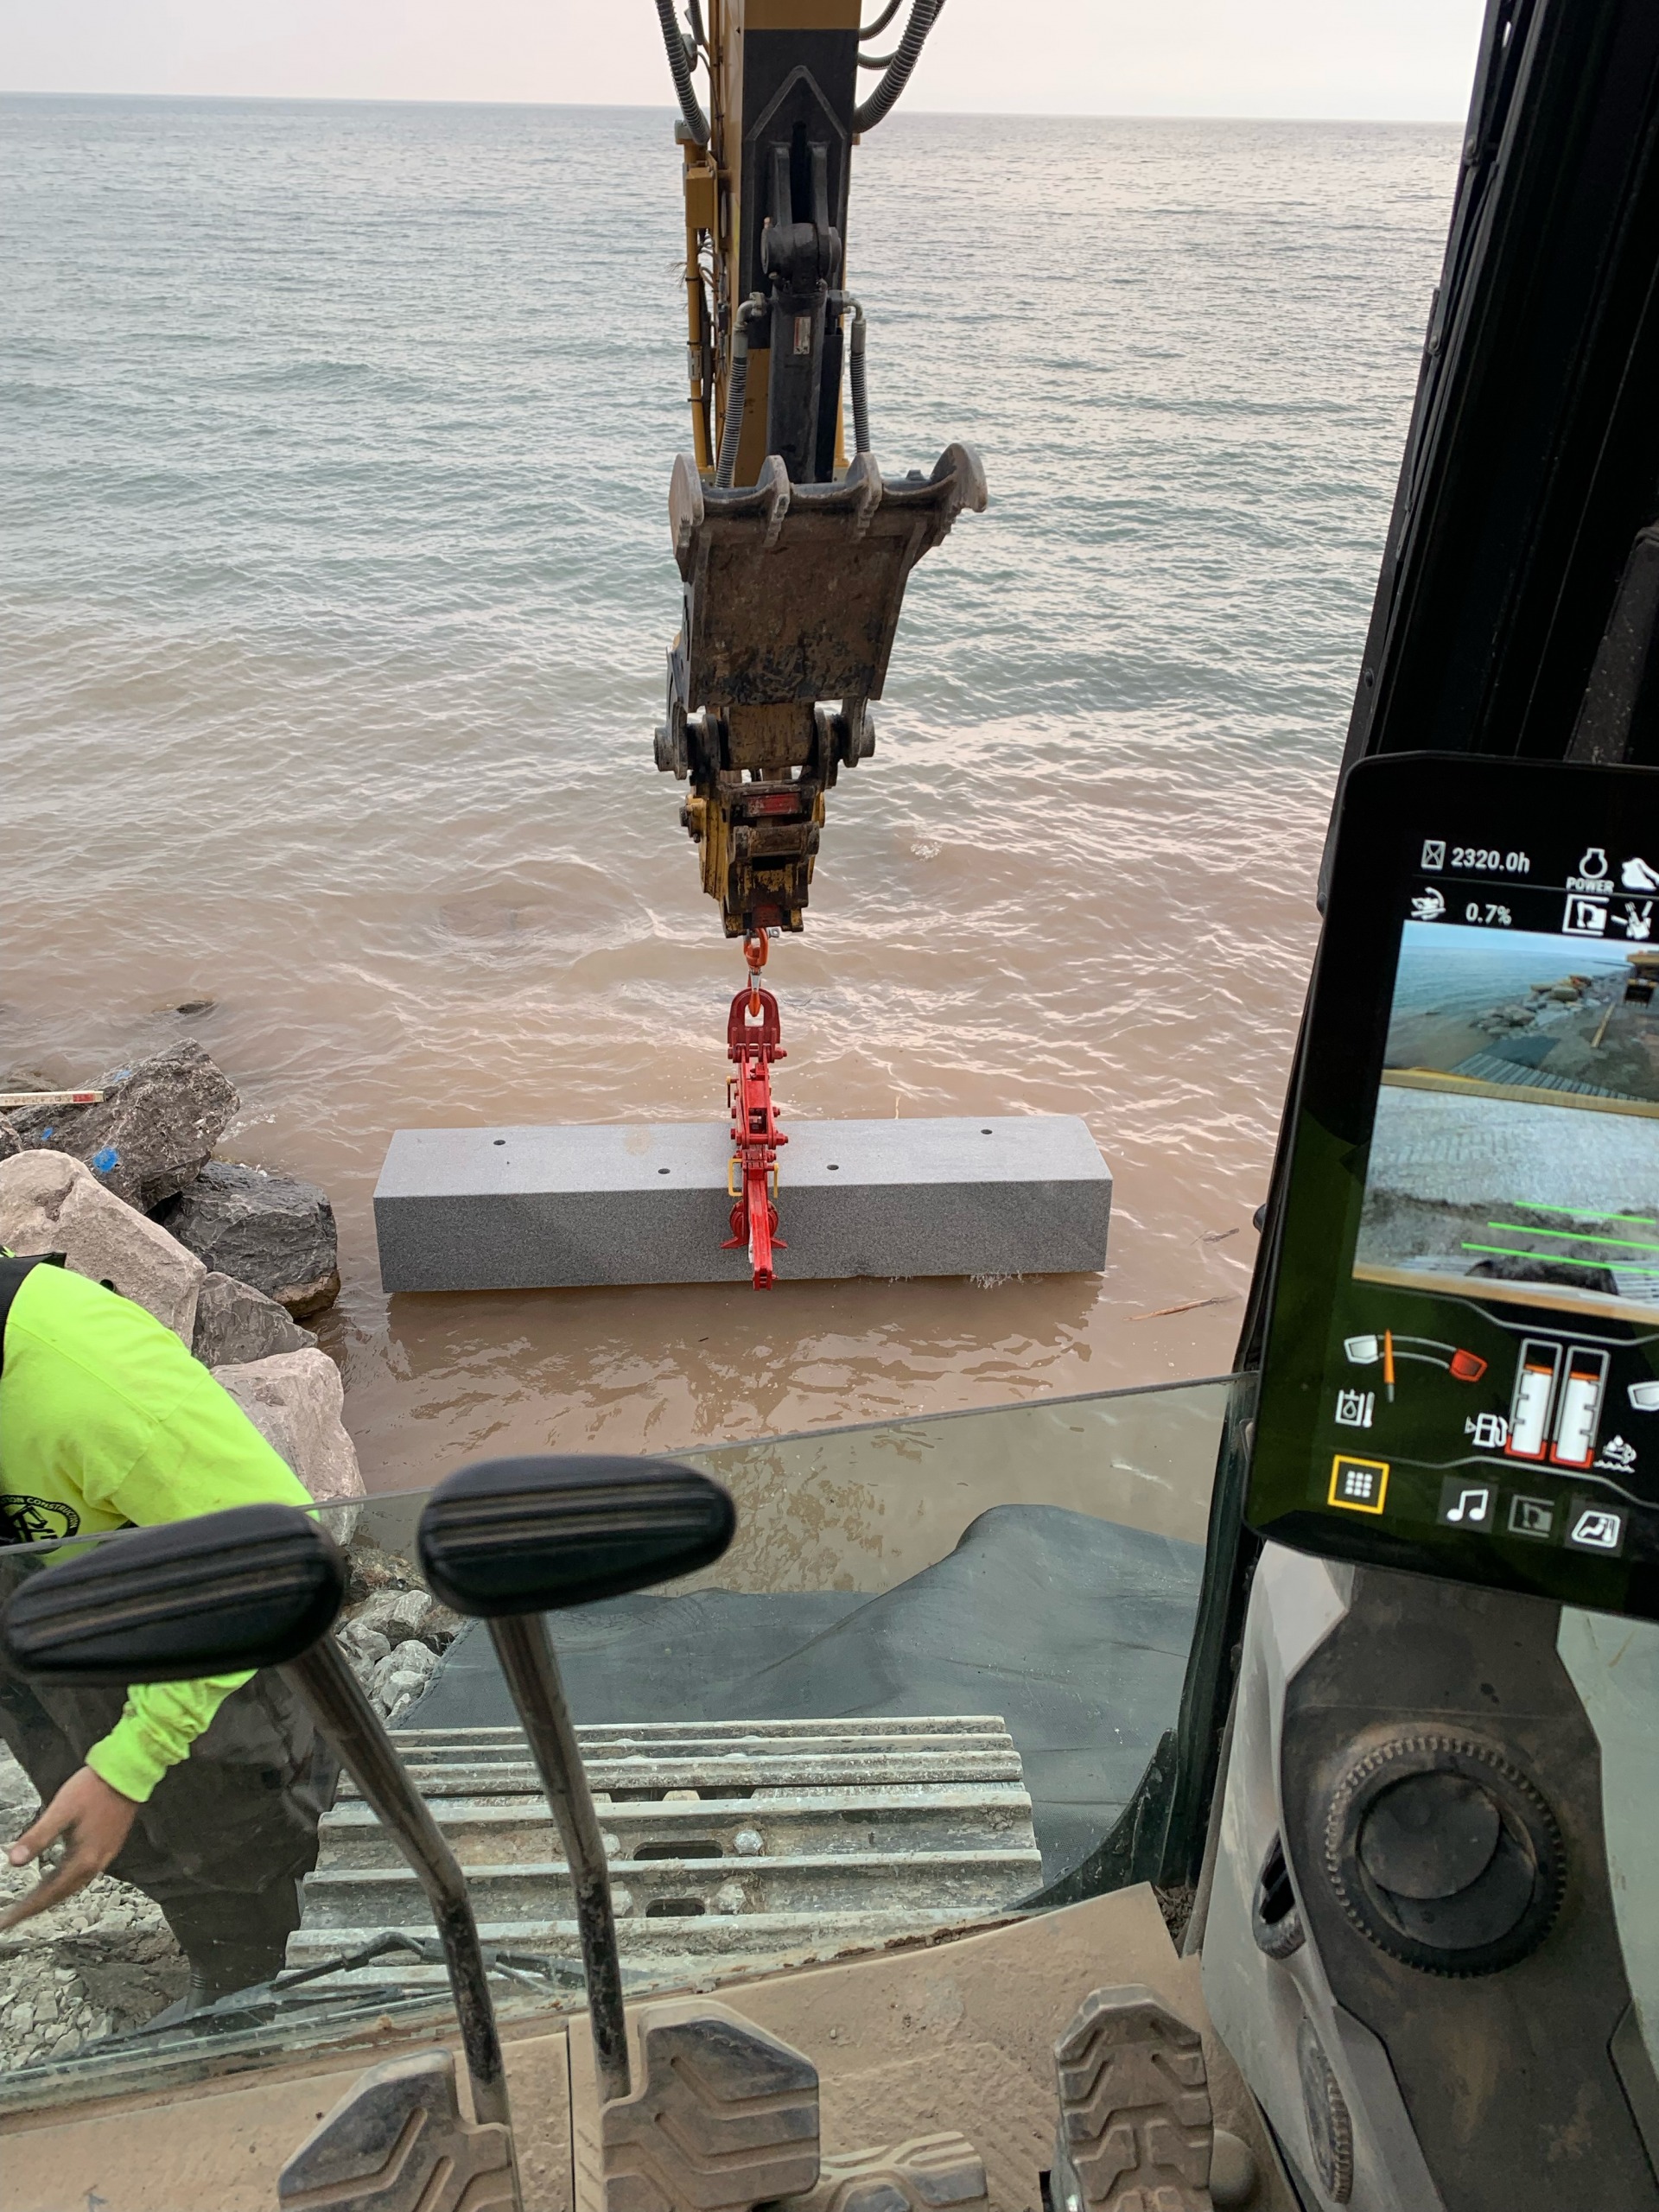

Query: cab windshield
<box><xmin>0</xmin><ymin>1371</ymin><xmax>1231</xmax><ymax>2102</ymax></box>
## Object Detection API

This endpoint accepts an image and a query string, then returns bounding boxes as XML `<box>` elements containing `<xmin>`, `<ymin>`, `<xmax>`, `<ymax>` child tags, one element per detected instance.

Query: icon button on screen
<box><xmin>1421</xmin><ymin>839</ymin><xmax>1446</xmax><ymax>870</ymax></box>
<box><xmin>1566</xmin><ymin>1501</ymin><xmax>1626</xmax><ymax>1556</ymax></box>
<box><xmin>1507</xmin><ymin>1494</ymin><xmax>1556</xmax><ymax>1541</ymax></box>
<box><xmin>1437</xmin><ymin>1478</ymin><xmax>1495</xmax><ymax>1531</ymax></box>
<box><xmin>1329</xmin><ymin>1456</ymin><xmax>1389</xmax><ymax>1514</ymax></box>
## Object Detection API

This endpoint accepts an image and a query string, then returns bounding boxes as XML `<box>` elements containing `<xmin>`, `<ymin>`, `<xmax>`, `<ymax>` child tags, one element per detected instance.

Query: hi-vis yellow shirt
<box><xmin>0</xmin><ymin>1263</ymin><xmax>313</xmax><ymax>1802</ymax></box>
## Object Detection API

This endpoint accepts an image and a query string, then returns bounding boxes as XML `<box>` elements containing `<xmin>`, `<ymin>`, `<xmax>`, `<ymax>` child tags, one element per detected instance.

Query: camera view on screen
<box><xmin>1355</xmin><ymin>922</ymin><xmax>1659</xmax><ymax>1325</ymax></box>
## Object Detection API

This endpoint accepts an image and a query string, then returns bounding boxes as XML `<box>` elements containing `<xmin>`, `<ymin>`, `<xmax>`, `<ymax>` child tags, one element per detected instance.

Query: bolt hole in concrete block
<box><xmin>374</xmin><ymin>1116</ymin><xmax>1110</xmax><ymax>1291</ymax></box>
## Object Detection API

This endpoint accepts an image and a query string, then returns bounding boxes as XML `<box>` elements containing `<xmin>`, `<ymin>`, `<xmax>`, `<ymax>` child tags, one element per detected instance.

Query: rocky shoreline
<box><xmin>0</xmin><ymin>1533</ymin><xmax>465</xmax><ymax>2075</ymax></box>
<box><xmin>0</xmin><ymin>1040</ymin><xmax>359</xmax><ymax>1506</ymax></box>
<box><xmin>0</xmin><ymin>1043</ymin><xmax>467</xmax><ymax>2075</ymax></box>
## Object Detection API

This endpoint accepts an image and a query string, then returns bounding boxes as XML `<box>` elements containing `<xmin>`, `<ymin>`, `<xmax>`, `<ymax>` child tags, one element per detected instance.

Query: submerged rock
<box><xmin>7</xmin><ymin>1044</ymin><xmax>238</xmax><ymax>1211</ymax></box>
<box><xmin>0</xmin><ymin>1150</ymin><xmax>205</xmax><ymax>1341</ymax></box>
<box><xmin>214</xmin><ymin>1347</ymin><xmax>365</xmax><ymax>1508</ymax></box>
<box><xmin>155</xmin><ymin>1160</ymin><xmax>340</xmax><ymax>1318</ymax></box>
<box><xmin>190</xmin><ymin>1270</ymin><xmax>317</xmax><ymax>1368</ymax></box>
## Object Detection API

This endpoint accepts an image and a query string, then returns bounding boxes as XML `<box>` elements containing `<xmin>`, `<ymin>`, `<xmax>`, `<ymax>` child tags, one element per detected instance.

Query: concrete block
<box><xmin>374</xmin><ymin>1117</ymin><xmax>1110</xmax><ymax>1293</ymax></box>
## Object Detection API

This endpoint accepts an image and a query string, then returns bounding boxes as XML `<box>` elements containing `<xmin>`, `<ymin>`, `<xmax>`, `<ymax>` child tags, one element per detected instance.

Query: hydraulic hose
<box><xmin>852</xmin><ymin>0</ymin><xmax>944</xmax><ymax>132</ymax></box>
<box><xmin>843</xmin><ymin>297</ymin><xmax>871</xmax><ymax>454</ymax></box>
<box><xmin>654</xmin><ymin>0</ymin><xmax>709</xmax><ymax>146</ymax></box>
<box><xmin>715</xmin><ymin>296</ymin><xmax>765</xmax><ymax>486</ymax></box>
<box><xmin>858</xmin><ymin>0</ymin><xmax>904</xmax><ymax>36</ymax></box>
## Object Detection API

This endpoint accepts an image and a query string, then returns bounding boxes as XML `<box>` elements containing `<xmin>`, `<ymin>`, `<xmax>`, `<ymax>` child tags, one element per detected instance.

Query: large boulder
<box><xmin>191</xmin><ymin>1271</ymin><xmax>317</xmax><ymax>1368</ymax></box>
<box><xmin>154</xmin><ymin>1160</ymin><xmax>340</xmax><ymax>1319</ymax></box>
<box><xmin>0</xmin><ymin>1151</ymin><xmax>205</xmax><ymax>1341</ymax></box>
<box><xmin>8</xmin><ymin>1044</ymin><xmax>238</xmax><ymax>1211</ymax></box>
<box><xmin>214</xmin><ymin>1348</ymin><xmax>365</xmax><ymax>1509</ymax></box>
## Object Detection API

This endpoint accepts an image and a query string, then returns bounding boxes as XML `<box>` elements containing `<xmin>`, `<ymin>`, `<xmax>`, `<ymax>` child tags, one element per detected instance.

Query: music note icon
<box><xmin>1438</xmin><ymin>1480</ymin><xmax>1494</xmax><ymax>1530</ymax></box>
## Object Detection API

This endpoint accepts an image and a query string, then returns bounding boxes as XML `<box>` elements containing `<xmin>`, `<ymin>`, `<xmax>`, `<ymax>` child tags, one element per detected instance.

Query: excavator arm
<box><xmin>652</xmin><ymin>0</ymin><xmax>985</xmax><ymax>938</ymax></box>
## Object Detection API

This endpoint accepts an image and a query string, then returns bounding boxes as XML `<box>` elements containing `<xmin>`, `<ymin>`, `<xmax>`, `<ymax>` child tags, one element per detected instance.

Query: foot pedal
<box><xmin>582</xmin><ymin>1997</ymin><xmax>821</xmax><ymax>2212</ymax></box>
<box><xmin>1051</xmin><ymin>1986</ymin><xmax>1214</xmax><ymax>2212</ymax></box>
<box><xmin>782</xmin><ymin>2132</ymin><xmax>988</xmax><ymax>2212</ymax></box>
<box><xmin>277</xmin><ymin>2047</ymin><xmax>517</xmax><ymax>2212</ymax></box>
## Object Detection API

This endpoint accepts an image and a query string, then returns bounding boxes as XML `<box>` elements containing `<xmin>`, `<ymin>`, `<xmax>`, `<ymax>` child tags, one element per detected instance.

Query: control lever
<box><xmin>0</xmin><ymin>1503</ymin><xmax>519</xmax><ymax>2206</ymax></box>
<box><xmin>417</xmin><ymin>1453</ymin><xmax>736</xmax><ymax>2107</ymax></box>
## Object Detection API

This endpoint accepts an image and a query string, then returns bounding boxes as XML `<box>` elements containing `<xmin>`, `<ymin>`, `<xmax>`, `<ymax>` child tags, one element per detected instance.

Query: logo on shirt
<box><xmin>0</xmin><ymin>1494</ymin><xmax>81</xmax><ymax>1544</ymax></box>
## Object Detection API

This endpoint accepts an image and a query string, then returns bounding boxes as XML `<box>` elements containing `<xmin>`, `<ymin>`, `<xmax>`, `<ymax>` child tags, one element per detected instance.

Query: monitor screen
<box><xmin>1249</xmin><ymin>753</ymin><xmax>1659</xmax><ymax>1618</ymax></box>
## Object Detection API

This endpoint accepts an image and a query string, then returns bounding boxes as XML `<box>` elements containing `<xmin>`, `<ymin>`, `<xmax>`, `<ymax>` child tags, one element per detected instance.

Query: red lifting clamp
<box><xmin>723</xmin><ymin>932</ymin><xmax>787</xmax><ymax>1288</ymax></box>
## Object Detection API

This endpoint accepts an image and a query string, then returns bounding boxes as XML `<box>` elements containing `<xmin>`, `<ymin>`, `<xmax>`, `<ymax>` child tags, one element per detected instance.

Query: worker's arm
<box><xmin>2</xmin><ymin>1268</ymin><xmax>318</xmax><ymax>1923</ymax></box>
<box><xmin>88</xmin><ymin>1364</ymin><xmax>315</xmax><ymax>1796</ymax></box>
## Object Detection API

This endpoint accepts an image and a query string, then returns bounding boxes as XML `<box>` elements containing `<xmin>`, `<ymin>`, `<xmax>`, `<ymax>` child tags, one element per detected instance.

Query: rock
<box><xmin>213</xmin><ymin>1348</ymin><xmax>365</xmax><ymax>1509</ymax></box>
<box><xmin>8</xmin><ymin>1043</ymin><xmax>238</xmax><ymax>1211</ymax></box>
<box><xmin>370</xmin><ymin>1638</ymin><xmax>439</xmax><ymax>1725</ymax></box>
<box><xmin>191</xmin><ymin>1271</ymin><xmax>317</xmax><ymax>1367</ymax></box>
<box><xmin>0</xmin><ymin>1150</ymin><xmax>206</xmax><ymax>1341</ymax></box>
<box><xmin>357</xmin><ymin>1587</ymin><xmax>436</xmax><ymax>1644</ymax></box>
<box><xmin>0</xmin><ymin>1115</ymin><xmax>20</xmax><ymax>1161</ymax></box>
<box><xmin>343</xmin><ymin>1539</ymin><xmax>422</xmax><ymax>1607</ymax></box>
<box><xmin>336</xmin><ymin>1618</ymin><xmax>391</xmax><ymax>1669</ymax></box>
<box><xmin>154</xmin><ymin>1160</ymin><xmax>339</xmax><ymax>1318</ymax></box>
<box><xmin>353</xmin><ymin>1585</ymin><xmax>463</xmax><ymax>1652</ymax></box>
<box><xmin>372</xmin><ymin>1637</ymin><xmax>438</xmax><ymax>1689</ymax></box>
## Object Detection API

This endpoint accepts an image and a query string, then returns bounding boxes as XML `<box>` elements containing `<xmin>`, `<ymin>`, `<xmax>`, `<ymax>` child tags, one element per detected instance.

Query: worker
<box><xmin>0</xmin><ymin>1249</ymin><xmax>337</xmax><ymax>2012</ymax></box>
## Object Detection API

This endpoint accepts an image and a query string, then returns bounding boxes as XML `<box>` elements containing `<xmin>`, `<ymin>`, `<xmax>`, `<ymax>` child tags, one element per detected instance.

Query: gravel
<box><xmin>0</xmin><ymin>1745</ymin><xmax>181</xmax><ymax>2073</ymax></box>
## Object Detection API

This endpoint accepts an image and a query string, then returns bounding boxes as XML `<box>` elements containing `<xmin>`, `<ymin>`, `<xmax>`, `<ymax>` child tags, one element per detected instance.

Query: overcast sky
<box><xmin>3</xmin><ymin>1</ymin><xmax>1488</xmax><ymax>122</ymax></box>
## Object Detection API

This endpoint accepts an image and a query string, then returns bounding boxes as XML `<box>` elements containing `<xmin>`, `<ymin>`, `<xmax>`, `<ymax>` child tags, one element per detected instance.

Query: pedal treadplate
<box><xmin>1050</xmin><ymin>1984</ymin><xmax>1214</xmax><ymax>2212</ymax></box>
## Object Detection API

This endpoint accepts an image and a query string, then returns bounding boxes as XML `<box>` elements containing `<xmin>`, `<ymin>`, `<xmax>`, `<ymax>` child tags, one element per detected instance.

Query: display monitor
<box><xmin>1249</xmin><ymin>753</ymin><xmax>1659</xmax><ymax>1618</ymax></box>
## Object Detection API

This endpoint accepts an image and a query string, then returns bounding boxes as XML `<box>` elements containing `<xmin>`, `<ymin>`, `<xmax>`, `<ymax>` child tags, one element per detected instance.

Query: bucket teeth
<box><xmin>658</xmin><ymin>443</ymin><xmax>985</xmax><ymax>937</ymax></box>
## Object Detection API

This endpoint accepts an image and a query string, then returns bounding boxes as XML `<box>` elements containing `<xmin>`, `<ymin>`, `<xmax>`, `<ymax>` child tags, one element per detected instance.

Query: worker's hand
<box><xmin>0</xmin><ymin>1765</ymin><xmax>139</xmax><ymax>1929</ymax></box>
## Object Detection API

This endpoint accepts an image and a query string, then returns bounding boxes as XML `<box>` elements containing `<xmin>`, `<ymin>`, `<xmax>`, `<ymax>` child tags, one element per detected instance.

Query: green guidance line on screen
<box><xmin>1460</xmin><ymin>1243</ymin><xmax>1651</xmax><ymax>1271</ymax></box>
<box><xmin>1485</xmin><ymin>1221</ymin><xmax>1659</xmax><ymax>1254</ymax></box>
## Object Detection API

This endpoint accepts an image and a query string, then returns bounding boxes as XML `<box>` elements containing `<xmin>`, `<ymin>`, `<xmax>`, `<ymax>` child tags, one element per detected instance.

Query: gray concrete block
<box><xmin>373</xmin><ymin>1116</ymin><xmax>1110</xmax><ymax>1293</ymax></box>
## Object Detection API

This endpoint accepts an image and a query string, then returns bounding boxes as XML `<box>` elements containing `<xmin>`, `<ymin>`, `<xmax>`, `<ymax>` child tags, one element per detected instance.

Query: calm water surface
<box><xmin>0</xmin><ymin>99</ymin><xmax>1461</xmax><ymax>1490</ymax></box>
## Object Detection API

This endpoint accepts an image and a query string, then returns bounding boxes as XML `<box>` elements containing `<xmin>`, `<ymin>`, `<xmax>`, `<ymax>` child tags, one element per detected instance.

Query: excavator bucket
<box><xmin>655</xmin><ymin>442</ymin><xmax>987</xmax><ymax>937</ymax></box>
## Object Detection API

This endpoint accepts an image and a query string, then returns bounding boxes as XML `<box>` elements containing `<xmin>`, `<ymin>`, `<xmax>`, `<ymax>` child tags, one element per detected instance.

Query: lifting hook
<box><xmin>724</xmin><ymin>932</ymin><xmax>786</xmax><ymax>1287</ymax></box>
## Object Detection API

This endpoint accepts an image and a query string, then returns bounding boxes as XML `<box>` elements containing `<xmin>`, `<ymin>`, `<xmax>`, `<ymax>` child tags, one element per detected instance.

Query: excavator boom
<box><xmin>652</xmin><ymin>0</ymin><xmax>984</xmax><ymax>938</ymax></box>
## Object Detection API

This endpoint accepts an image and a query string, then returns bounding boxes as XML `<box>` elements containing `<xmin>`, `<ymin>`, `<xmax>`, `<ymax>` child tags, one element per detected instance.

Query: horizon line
<box><xmin>0</xmin><ymin>87</ymin><xmax>1470</xmax><ymax>127</ymax></box>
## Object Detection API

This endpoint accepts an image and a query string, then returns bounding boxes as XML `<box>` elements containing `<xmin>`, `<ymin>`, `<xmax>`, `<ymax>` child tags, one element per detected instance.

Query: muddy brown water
<box><xmin>2</xmin><ymin>104</ymin><xmax>1467</xmax><ymax>1504</ymax></box>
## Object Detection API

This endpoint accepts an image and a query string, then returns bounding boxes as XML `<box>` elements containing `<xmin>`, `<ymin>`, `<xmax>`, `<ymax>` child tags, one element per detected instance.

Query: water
<box><xmin>1</xmin><ymin>97</ymin><xmax>1463</xmax><ymax>1491</ymax></box>
<box><xmin>1391</xmin><ymin>924</ymin><xmax>1637</xmax><ymax>1022</ymax></box>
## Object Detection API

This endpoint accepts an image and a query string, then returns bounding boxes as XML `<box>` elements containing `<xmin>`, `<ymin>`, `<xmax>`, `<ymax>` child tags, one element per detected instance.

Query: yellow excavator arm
<box><xmin>652</xmin><ymin>0</ymin><xmax>985</xmax><ymax>938</ymax></box>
